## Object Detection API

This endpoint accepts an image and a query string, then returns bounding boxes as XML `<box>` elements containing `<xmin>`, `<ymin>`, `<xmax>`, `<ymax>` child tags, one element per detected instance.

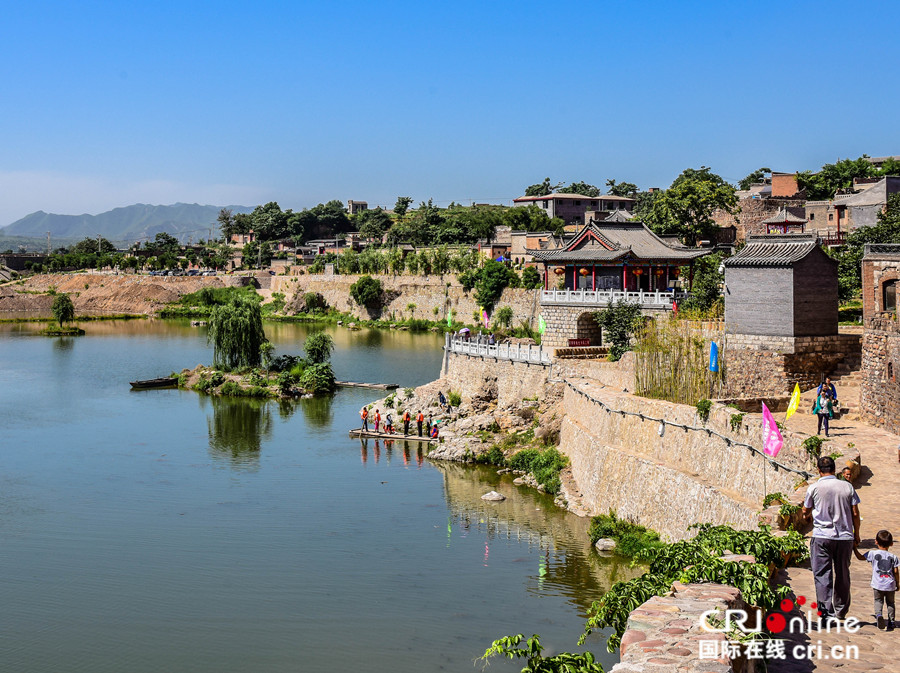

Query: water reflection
<box><xmin>358</xmin><ymin>438</ymin><xmax>426</xmax><ymax>467</ymax></box>
<box><xmin>203</xmin><ymin>395</ymin><xmax>273</xmax><ymax>469</ymax></box>
<box><xmin>434</xmin><ymin>462</ymin><xmax>643</xmax><ymax>616</ymax></box>
<box><xmin>52</xmin><ymin>337</ymin><xmax>76</xmax><ymax>352</ymax></box>
<box><xmin>299</xmin><ymin>395</ymin><xmax>334</xmax><ymax>428</ymax></box>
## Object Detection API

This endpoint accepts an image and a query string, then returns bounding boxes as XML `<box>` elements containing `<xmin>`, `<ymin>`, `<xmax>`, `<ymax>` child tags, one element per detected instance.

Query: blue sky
<box><xmin>1</xmin><ymin>0</ymin><xmax>899</xmax><ymax>227</ymax></box>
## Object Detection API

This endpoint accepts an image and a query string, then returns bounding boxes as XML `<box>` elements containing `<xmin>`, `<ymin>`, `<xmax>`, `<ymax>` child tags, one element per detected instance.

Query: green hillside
<box><xmin>1</xmin><ymin>203</ymin><xmax>253</xmax><ymax>245</ymax></box>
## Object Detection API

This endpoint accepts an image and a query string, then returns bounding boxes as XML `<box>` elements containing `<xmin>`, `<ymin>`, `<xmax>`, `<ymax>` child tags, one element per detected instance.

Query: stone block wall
<box><xmin>442</xmin><ymin>351</ymin><xmax>551</xmax><ymax>409</ymax></box>
<box><xmin>559</xmin><ymin>381</ymin><xmax>811</xmax><ymax>541</ymax></box>
<box><xmin>861</xmin><ymin>322</ymin><xmax>900</xmax><ymax>433</ymax></box>
<box><xmin>612</xmin><ymin>583</ymin><xmax>749</xmax><ymax>673</ymax></box>
<box><xmin>275</xmin><ymin>273</ymin><xmax>540</xmax><ymax>328</ymax></box>
<box><xmin>723</xmin><ymin>334</ymin><xmax>861</xmax><ymax>397</ymax></box>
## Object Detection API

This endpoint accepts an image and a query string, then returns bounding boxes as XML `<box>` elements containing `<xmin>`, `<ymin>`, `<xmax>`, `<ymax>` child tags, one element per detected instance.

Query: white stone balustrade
<box><xmin>445</xmin><ymin>334</ymin><xmax>551</xmax><ymax>365</ymax></box>
<box><xmin>540</xmin><ymin>289</ymin><xmax>688</xmax><ymax>308</ymax></box>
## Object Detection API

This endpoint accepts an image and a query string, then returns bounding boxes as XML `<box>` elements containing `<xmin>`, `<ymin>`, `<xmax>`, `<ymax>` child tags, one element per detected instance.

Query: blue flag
<box><xmin>709</xmin><ymin>341</ymin><xmax>719</xmax><ymax>372</ymax></box>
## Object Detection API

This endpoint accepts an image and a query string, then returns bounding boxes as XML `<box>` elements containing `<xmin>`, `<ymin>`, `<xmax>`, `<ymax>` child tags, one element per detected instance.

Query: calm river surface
<box><xmin>0</xmin><ymin>320</ymin><xmax>630</xmax><ymax>673</ymax></box>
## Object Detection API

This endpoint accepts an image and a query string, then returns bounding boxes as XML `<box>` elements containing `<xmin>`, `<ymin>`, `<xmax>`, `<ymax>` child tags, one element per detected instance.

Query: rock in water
<box><xmin>594</xmin><ymin>538</ymin><xmax>617</xmax><ymax>552</ymax></box>
<box><xmin>481</xmin><ymin>491</ymin><xmax>506</xmax><ymax>502</ymax></box>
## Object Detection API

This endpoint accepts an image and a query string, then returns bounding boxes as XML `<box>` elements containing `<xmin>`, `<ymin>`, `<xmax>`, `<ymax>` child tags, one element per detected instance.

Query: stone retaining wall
<box><xmin>442</xmin><ymin>351</ymin><xmax>551</xmax><ymax>409</ymax></box>
<box><xmin>612</xmin><ymin>583</ymin><xmax>751</xmax><ymax>673</ymax></box>
<box><xmin>275</xmin><ymin>273</ymin><xmax>540</xmax><ymax>327</ymax></box>
<box><xmin>861</xmin><ymin>321</ymin><xmax>900</xmax><ymax>433</ymax></box>
<box><xmin>560</xmin><ymin>381</ymin><xmax>818</xmax><ymax>541</ymax></box>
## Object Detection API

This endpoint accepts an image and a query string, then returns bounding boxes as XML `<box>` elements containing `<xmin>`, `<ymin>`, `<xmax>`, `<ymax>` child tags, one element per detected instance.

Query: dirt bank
<box><xmin>0</xmin><ymin>273</ymin><xmax>240</xmax><ymax>315</ymax></box>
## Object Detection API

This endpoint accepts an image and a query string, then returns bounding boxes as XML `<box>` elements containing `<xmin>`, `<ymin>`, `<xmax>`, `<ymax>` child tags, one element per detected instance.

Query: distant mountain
<box><xmin>1</xmin><ymin>203</ymin><xmax>254</xmax><ymax>244</ymax></box>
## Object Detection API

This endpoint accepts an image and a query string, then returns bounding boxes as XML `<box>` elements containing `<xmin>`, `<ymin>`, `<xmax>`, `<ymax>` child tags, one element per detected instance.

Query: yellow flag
<box><xmin>785</xmin><ymin>383</ymin><xmax>801</xmax><ymax>420</ymax></box>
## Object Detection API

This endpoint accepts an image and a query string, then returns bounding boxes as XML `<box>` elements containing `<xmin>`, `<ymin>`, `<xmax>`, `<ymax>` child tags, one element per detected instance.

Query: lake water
<box><xmin>0</xmin><ymin>320</ymin><xmax>630</xmax><ymax>672</ymax></box>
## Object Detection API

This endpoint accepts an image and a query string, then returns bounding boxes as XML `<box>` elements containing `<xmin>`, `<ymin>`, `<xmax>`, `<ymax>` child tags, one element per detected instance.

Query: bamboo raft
<box><xmin>348</xmin><ymin>428</ymin><xmax>438</xmax><ymax>443</ymax></box>
<box><xmin>336</xmin><ymin>381</ymin><xmax>399</xmax><ymax>390</ymax></box>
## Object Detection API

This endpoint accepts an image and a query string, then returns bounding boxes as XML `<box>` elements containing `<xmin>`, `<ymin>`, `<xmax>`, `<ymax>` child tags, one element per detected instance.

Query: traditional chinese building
<box><xmin>528</xmin><ymin>219</ymin><xmax>710</xmax><ymax>292</ymax></box>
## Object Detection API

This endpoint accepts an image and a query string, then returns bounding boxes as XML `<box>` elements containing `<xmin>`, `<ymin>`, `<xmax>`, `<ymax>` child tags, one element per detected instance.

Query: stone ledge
<box><xmin>611</xmin><ymin>583</ymin><xmax>748</xmax><ymax>673</ymax></box>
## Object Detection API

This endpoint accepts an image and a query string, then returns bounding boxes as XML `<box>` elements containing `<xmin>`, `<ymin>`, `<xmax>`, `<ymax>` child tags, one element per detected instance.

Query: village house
<box><xmin>860</xmin><ymin>243</ymin><xmax>900</xmax><ymax>433</ymax></box>
<box><xmin>347</xmin><ymin>200</ymin><xmax>368</xmax><ymax>215</ymax></box>
<box><xmin>512</xmin><ymin>193</ymin><xmax>635</xmax><ymax>228</ymax></box>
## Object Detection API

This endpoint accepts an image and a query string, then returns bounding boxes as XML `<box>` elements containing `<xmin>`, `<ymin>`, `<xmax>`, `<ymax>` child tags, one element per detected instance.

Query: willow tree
<box><xmin>51</xmin><ymin>293</ymin><xmax>75</xmax><ymax>327</ymax></box>
<box><xmin>207</xmin><ymin>296</ymin><xmax>267</xmax><ymax>370</ymax></box>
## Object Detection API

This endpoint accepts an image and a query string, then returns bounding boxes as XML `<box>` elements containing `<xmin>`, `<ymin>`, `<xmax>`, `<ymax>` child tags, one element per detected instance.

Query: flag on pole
<box><xmin>709</xmin><ymin>341</ymin><xmax>719</xmax><ymax>372</ymax></box>
<box><xmin>482</xmin><ymin>309</ymin><xmax>489</xmax><ymax>328</ymax></box>
<box><xmin>672</xmin><ymin>300</ymin><xmax>678</xmax><ymax>315</ymax></box>
<box><xmin>447</xmin><ymin>313</ymin><xmax>452</xmax><ymax>327</ymax></box>
<box><xmin>785</xmin><ymin>383</ymin><xmax>801</xmax><ymax>420</ymax></box>
<box><xmin>538</xmin><ymin>315</ymin><xmax>546</xmax><ymax>334</ymax></box>
<box><xmin>762</xmin><ymin>403</ymin><xmax>784</xmax><ymax>457</ymax></box>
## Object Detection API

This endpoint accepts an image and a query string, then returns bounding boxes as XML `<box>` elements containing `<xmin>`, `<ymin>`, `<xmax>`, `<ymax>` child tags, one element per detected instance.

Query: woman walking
<box><xmin>814</xmin><ymin>390</ymin><xmax>834</xmax><ymax>437</ymax></box>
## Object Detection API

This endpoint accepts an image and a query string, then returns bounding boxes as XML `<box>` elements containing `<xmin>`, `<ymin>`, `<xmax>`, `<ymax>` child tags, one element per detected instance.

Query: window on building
<box><xmin>809</xmin><ymin>213</ymin><xmax>815</xmax><ymax>220</ymax></box>
<box><xmin>884</xmin><ymin>280</ymin><xmax>897</xmax><ymax>312</ymax></box>
<box><xmin>828</xmin><ymin>213</ymin><xmax>834</xmax><ymax>221</ymax></box>
<box><xmin>574</xmin><ymin>200</ymin><xmax>581</xmax><ymax>206</ymax></box>
<box><xmin>890</xmin><ymin>362</ymin><xmax>895</xmax><ymax>381</ymax></box>
<box><xmin>542</xmin><ymin>200</ymin><xmax>548</xmax><ymax>209</ymax></box>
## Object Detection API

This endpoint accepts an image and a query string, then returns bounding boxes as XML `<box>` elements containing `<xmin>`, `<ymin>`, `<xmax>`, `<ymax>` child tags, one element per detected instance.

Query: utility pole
<box><xmin>46</xmin><ymin>231</ymin><xmax>51</xmax><ymax>255</ymax></box>
<box><xmin>97</xmin><ymin>234</ymin><xmax>101</xmax><ymax>254</ymax></box>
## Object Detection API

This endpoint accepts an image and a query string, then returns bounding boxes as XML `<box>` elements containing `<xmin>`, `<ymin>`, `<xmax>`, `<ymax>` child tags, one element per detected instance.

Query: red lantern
<box><xmin>554</xmin><ymin>267</ymin><xmax>565</xmax><ymax>276</ymax></box>
<box><xmin>579</xmin><ymin>267</ymin><xmax>589</xmax><ymax>277</ymax></box>
<box><xmin>632</xmin><ymin>267</ymin><xmax>643</xmax><ymax>276</ymax></box>
<box><xmin>670</xmin><ymin>268</ymin><xmax>680</xmax><ymax>279</ymax></box>
<box><xmin>655</xmin><ymin>268</ymin><xmax>665</xmax><ymax>276</ymax></box>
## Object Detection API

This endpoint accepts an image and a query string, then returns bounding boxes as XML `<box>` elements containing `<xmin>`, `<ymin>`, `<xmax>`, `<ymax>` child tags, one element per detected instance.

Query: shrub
<box><xmin>303</xmin><ymin>332</ymin><xmax>334</xmax><ymax>364</ymax></box>
<box><xmin>349</xmin><ymin>275</ymin><xmax>383</xmax><ymax>309</ymax></box>
<box><xmin>803</xmin><ymin>435</ymin><xmax>825</xmax><ymax>458</ymax></box>
<box><xmin>447</xmin><ymin>390</ymin><xmax>462</xmax><ymax>407</ymax></box>
<box><xmin>298</xmin><ymin>362</ymin><xmax>336</xmax><ymax>394</ymax></box>
<box><xmin>508</xmin><ymin>447</ymin><xmax>568</xmax><ymax>494</ymax></box>
<box><xmin>495</xmin><ymin>306</ymin><xmax>513</xmax><ymax>328</ymax></box>
<box><xmin>520</xmin><ymin>266</ymin><xmax>542</xmax><ymax>289</ymax></box>
<box><xmin>695</xmin><ymin>399</ymin><xmax>712</xmax><ymax>423</ymax></box>
<box><xmin>476</xmin><ymin>445</ymin><xmax>506</xmax><ymax>466</ymax></box>
<box><xmin>594</xmin><ymin>300</ymin><xmax>643</xmax><ymax>361</ymax></box>
<box><xmin>303</xmin><ymin>292</ymin><xmax>327</xmax><ymax>312</ymax></box>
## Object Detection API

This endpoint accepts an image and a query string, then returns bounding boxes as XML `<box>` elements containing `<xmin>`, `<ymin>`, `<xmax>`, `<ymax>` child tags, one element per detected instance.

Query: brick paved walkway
<box><xmin>769</xmin><ymin>407</ymin><xmax>900</xmax><ymax>672</ymax></box>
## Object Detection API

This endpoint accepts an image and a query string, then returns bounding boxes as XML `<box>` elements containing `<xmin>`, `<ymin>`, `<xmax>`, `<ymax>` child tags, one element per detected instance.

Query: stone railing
<box><xmin>540</xmin><ymin>289</ymin><xmax>688</xmax><ymax>308</ymax></box>
<box><xmin>445</xmin><ymin>334</ymin><xmax>551</xmax><ymax>365</ymax></box>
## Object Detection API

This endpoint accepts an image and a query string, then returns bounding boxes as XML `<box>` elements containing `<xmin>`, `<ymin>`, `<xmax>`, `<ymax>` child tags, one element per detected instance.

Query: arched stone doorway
<box><xmin>575</xmin><ymin>312</ymin><xmax>602</xmax><ymax>346</ymax></box>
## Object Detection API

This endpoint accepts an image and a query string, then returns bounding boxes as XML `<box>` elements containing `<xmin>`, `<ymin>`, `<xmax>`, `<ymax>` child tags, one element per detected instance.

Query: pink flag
<box><xmin>482</xmin><ymin>310</ymin><xmax>489</xmax><ymax>328</ymax></box>
<box><xmin>761</xmin><ymin>402</ymin><xmax>783</xmax><ymax>457</ymax></box>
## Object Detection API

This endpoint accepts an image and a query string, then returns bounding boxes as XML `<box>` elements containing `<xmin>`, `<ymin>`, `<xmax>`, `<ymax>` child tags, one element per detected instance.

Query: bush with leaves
<box><xmin>507</xmin><ymin>447</ymin><xmax>568</xmax><ymax>494</ymax></box>
<box><xmin>303</xmin><ymin>332</ymin><xmax>334</xmax><ymax>364</ymax></box>
<box><xmin>594</xmin><ymin>300</ymin><xmax>643</xmax><ymax>361</ymax></box>
<box><xmin>349</xmin><ymin>275</ymin><xmax>383</xmax><ymax>310</ymax></box>
<box><xmin>298</xmin><ymin>362</ymin><xmax>336</xmax><ymax>394</ymax></box>
<box><xmin>520</xmin><ymin>265</ymin><xmax>543</xmax><ymax>289</ymax></box>
<box><xmin>474</xmin><ymin>259</ymin><xmax>519</xmax><ymax>311</ymax></box>
<box><xmin>481</xmin><ymin>634</ymin><xmax>604</xmax><ymax>673</ymax></box>
<box><xmin>51</xmin><ymin>293</ymin><xmax>76</xmax><ymax>327</ymax></box>
<box><xmin>495</xmin><ymin>306</ymin><xmax>513</xmax><ymax>328</ymax></box>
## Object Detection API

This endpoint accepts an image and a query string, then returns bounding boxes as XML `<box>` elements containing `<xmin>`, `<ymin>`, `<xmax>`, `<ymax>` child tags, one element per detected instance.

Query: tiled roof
<box><xmin>513</xmin><ymin>193</ymin><xmax>635</xmax><ymax>202</ymax></box>
<box><xmin>761</xmin><ymin>207</ymin><xmax>807</xmax><ymax>225</ymax></box>
<box><xmin>526</xmin><ymin>220</ymin><xmax>709</xmax><ymax>263</ymax></box>
<box><xmin>724</xmin><ymin>234</ymin><xmax>821</xmax><ymax>267</ymax></box>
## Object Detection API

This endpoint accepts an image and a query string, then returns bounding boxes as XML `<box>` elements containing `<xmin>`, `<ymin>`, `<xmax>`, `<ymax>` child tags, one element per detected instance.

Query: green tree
<box><xmin>495</xmin><ymin>306</ymin><xmax>513</xmax><ymax>328</ymax></box>
<box><xmin>250</xmin><ymin>202</ymin><xmax>291</xmax><ymax>241</ymax></box>
<box><xmin>475</xmin><ymin>259</ymin><xmax>517</xmax><ymax>311</ymax></box>
<box><xmin>357</xmin><ymin>207</ymin><xmax>393</xmax><ymax>241</ymax></box>
<box><xmin>524</xmin><ymin>178</ymin><xmax>557</xmax><ymax>196</ymax></box>
<box><xmin>682</xmin><ymin>252</ymin><xmax>723</xmax><ymax>314</ymax></box>
<box><xmin>798</xmin><ymin>156</ymin><xmax>876</xmax><ymax>200</ymax></box>
<box><xmin>557</xmin><ymin>181</ymin><xmax>600</xmax><ymax>197</ymax></box>
<box><xmin>146</xmin><ymin>232</ymin><xmax>181</xmax><ymax>256</ymax></box>
<box><xmin>393</xmin><ymin>196</ymin><xmax>413</xmax><ymax>217</ymax></box>
<box><xmin>738</xmin><ymin>167</ymin><xmax>771</xmax><ymax>191</ymax></box>
<box><xmin>303</xmin><ymin>332</ymin><xmax>334</xmax><ymax>364</ymax></box>
<box><xmin>51</xmin><ymin>293</ymin><xmax>75</xmax><ymax>327</ymax></box>
<box><xmin>594</xmin><ymin>301</ymin><xmax>643</xmax><ymax>361</ymax></box>
<box><xmin>207</xmin><ymin>297</ymin><xmax>268</xmax><ymax>370</ymax></box>
<box><xmin>520</xmin><ymin>266</ymin><xmax>542</xmax><ymax>289</ymax></box>
<box><xmin>242</xmin><ymin>240</ymin><xmax>273</xmax><ymax>269</ymax></box>
<box><xmin>646</xmin><ymin>167</ymin><xmax>737</xmax><ymax>246</ymax></box>
<box><xmin>349</xmin><ymin>275</ymin><xmax>383</xmax><ymax>309</ymax></box>
<box><xmin>605</xmin><ymin>179</ymin><xmax>638</xmax><ymax>197</ymax></box>
<box><xmin>217</xmin><ymin>208</ymin><xmax>239</xmax><ymax>239</ymax></box>
<box><xmin>72</xmin><ymin>237</ymin><xmax>116</xmax><ymax>255</ymax></box>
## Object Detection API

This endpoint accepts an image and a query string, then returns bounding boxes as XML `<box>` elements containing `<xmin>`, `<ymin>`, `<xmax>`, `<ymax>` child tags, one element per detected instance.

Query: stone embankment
<box><xmin>0</xmin><ymin>273</ymin><xmax>254</xmax><ymax>315</ymax></box>
<box><xmin>276</xmin><ymin>272</ymin><xmax>540</xmax><ymax>327</ymax></box>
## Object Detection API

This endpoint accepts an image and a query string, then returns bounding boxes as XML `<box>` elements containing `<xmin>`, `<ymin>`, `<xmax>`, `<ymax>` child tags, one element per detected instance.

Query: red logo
<box><xmin>766</xmin><ymin>595</ymin><xmax>810</xmax><ymax>634</ymax></box>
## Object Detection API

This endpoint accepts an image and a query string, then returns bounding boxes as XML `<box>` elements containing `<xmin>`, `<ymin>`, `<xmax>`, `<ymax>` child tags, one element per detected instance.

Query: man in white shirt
<box><xmin>802</xmin><ymin>456</ymin><xmax>861</xmax><ymax>620</ymax></box>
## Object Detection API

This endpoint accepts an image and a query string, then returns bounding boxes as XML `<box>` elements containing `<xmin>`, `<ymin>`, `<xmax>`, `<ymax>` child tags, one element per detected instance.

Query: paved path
<box><xmin>769</xmin><ymin>407</ymin><xmax>900</xmax><ymax>672</ymax></box>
